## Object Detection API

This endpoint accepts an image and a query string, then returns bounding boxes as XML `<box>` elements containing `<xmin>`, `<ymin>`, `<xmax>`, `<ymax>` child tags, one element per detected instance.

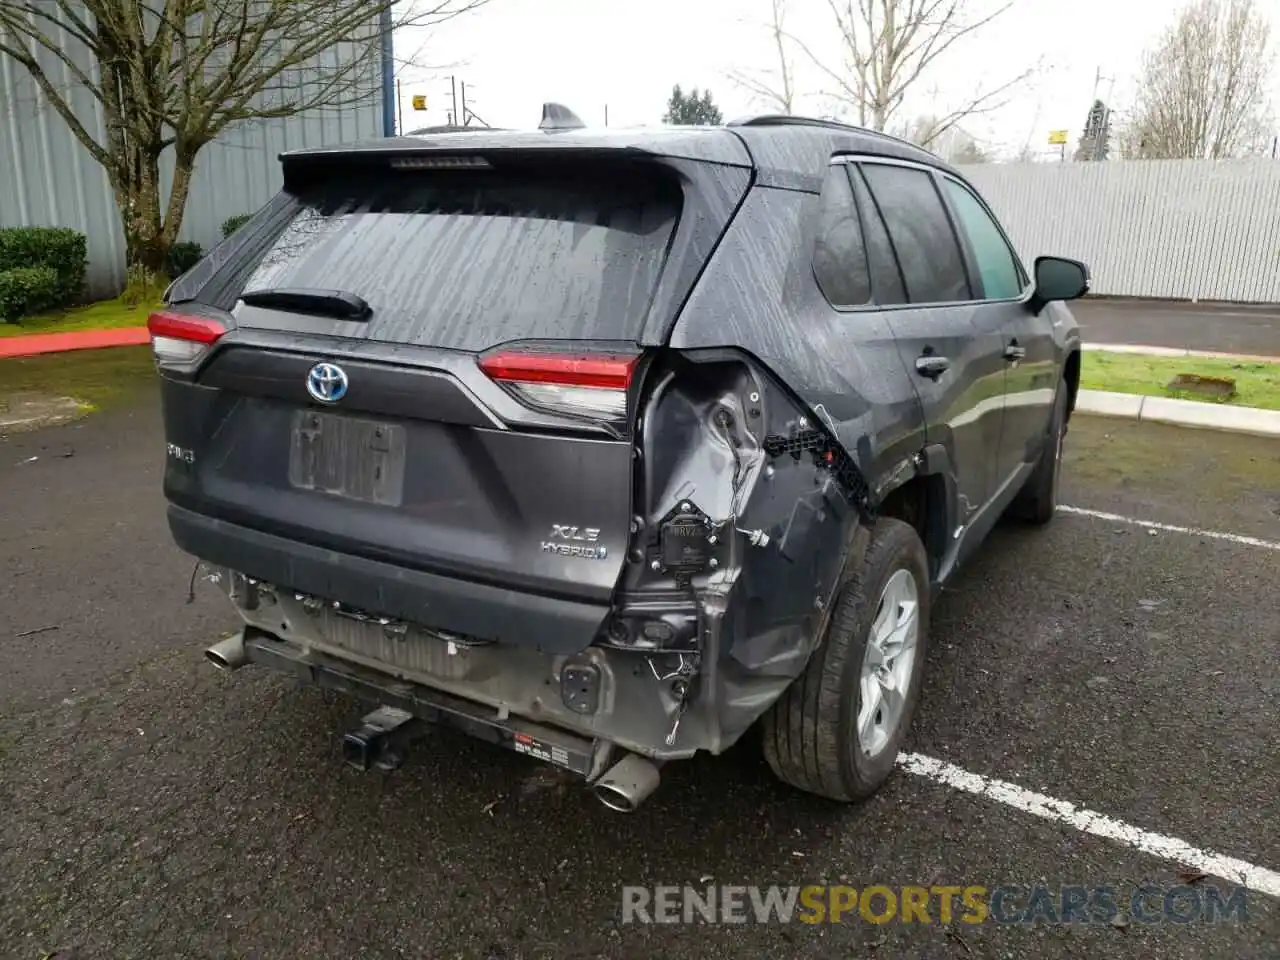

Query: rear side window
<box><xmin>859</xmin><ymin>163</ymin><xmax>971</xmax><ymax>305</ymax></box>
<box><xmin>941</xmin><ymin>178</ymin><xmax>1025</xmax><ymax>300</ymax></box>
<box><xmin>812</xmin><ymin>165</ymin><xmax>871</xmax><ymax>307</ymax></box>
<box><xmin>849</xmin><ymin>166</ymin><xmax>908</xmax><ymax>306</ymax></box>
<box><xmin>235</xmin><ymin>169</ymin><xmax>681</xmax><ymax>351</ymax></box>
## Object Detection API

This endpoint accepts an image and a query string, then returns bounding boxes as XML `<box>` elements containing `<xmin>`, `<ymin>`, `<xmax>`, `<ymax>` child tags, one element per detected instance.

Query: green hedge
<box><xmin>166</xmin><ymin>241</ymin><xmax>204</xmax><ymax>279</ymax></box>
<box><xmin>0</xmin><ymin>266</ymin><xmax>61</xmax><ymax>321</ymax></box>
<box><xmin>221</xmin><ymin>214</ymin><xmax>253</xmax><ymax>238</ymax></box>
<box><xmin>0</xmin><ymin>227</ymin><xmax>87</xmax><ymax>311</ymax></box>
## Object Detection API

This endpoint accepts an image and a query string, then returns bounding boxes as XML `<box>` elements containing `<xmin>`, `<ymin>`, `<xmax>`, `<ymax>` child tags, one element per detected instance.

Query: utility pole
<box><xmin>604</xmin><ymin>104</ymin><xmax>609</xmax><ymax>127</ymax></box>
<box><xmin>458</xmin><ymin>82</ymin><xmax>488</xmax><ymax>127</ymax></box>
<box><xmin>395</xmin><ymin>79</ymin><xmax>403</xmax><ymax>135</ymax></box>
<box><xmin>449</xmin><ymin>75</ymin><xmax>459</xmax><ymax>127</ymax></box>
<box><xmin>1083</xmin><ymin>65</ymin><xmax>1116</xmax><ymax>161</ymax></box>
<box><xmin>1097</xmin><ymin>72</ymin><xmax>1117</xmax><ymax>161</ymax></box>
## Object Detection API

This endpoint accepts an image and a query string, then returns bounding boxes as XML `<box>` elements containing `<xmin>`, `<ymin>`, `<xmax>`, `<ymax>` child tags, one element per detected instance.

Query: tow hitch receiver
<box><xmin>342</xmin><ymin>705</ymin><xmax>430</xmax><ymax>772</ymax></box>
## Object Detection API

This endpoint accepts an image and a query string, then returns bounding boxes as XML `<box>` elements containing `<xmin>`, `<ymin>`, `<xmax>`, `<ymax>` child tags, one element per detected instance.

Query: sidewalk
<box><xmin>0</xmin><ymin>326</ymin><xmax>149</xmax><ymax>359</ymax></box>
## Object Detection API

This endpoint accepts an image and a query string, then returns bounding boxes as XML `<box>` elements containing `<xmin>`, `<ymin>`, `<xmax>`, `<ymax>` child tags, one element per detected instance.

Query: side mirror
<box><xmin>1030</xmin><ymin>256</ymin><xmax>1090</xmax><ymax>312</ymax></box>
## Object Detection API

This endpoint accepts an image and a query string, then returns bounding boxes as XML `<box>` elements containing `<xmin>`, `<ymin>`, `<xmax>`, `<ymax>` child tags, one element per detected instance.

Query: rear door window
<box><xmin>235</xmin><ymin>169</ymin><xmax>682</xmax><ymax>351</ymax></box>
<box><xmin>858</xmin><ymin>162</ymin><xmax>971</xmax><ymax>305</ymax></box>
<box><xmin>812</xmin><ymin>165</ymin><xmax>872</xmax><ymax>307</ymax></box>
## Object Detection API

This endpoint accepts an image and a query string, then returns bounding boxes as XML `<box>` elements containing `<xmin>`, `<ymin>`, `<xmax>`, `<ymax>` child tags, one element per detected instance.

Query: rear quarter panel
<box><xmin>667</xmin><ymin>184</ymin><xmax>926</xmax><ymax>503</ymax></box>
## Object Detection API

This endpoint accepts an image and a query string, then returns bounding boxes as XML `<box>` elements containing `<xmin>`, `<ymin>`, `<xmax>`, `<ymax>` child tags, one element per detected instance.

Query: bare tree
<box><xmin>788</xmin><ymin>0</ymin><xmax>1033</xmax><ymax>146</ymax></box>
<box><xmin>1124</xmin><ymin>0</ymin><xmax>1274</xmax><ymax>159</ymax></box>
<box><xmin>0</xmin><ymin>0</ymin><xmax>491</xmax><ymax>275</ymax></box>
<box><xmin>727</xmin><ymin>0</ymin><xmax>797</xmax><ymax>114</ymax></box>
<box><xmin>894</xmin><ymin>113</ymin><xmax>991</xmax><ymax>162</ymax></box>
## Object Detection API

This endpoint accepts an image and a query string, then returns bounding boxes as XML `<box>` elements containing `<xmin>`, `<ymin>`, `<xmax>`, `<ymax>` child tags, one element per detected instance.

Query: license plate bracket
<box><xmin>288</xmin><ymin>410</ymin><xmax>406</xmax><ymax>506</ymax></box>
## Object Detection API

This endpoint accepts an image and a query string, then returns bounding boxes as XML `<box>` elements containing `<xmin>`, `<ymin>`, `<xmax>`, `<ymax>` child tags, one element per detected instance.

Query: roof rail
<box><xmin>726</xmin><ymin>113</ymin><xmax>924</xmax><ymax>152</ymax></box>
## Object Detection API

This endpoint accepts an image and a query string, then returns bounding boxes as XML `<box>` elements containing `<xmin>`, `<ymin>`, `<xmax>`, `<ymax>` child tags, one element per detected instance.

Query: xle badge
<box><xmin>541</xmin><ymin>524</ymin><xmax>608</xmax><ymax>560</ymax></box>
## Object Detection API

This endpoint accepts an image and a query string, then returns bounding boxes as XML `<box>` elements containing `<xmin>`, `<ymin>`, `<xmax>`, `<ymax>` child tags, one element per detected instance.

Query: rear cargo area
<box><xmin>159</xmin><ymin>157</ymin><xmax>693</xmax><ymax>652</ymax></box>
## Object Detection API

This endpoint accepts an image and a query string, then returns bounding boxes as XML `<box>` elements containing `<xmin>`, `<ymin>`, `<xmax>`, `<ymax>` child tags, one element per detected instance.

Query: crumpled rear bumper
<box><xmin>239</xmin><ymin>626</ymin><xmax>621</xmax><ymax>777</ymax></box>
<box><xmin>224</xmin><ymin>574</ymin><xmax>739</xmax><ymax>765</ymax></box>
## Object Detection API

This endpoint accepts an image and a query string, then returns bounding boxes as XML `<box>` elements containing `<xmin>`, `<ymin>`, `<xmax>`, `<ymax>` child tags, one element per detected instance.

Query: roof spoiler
<box><xmin>540</xmin><ymin>102</ymin><xmax>586</xmax><ymax>132</ymax></box>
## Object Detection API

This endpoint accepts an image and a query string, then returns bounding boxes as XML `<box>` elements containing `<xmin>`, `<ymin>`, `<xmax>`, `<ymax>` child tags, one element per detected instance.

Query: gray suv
<box><xmin>151</xmin><ymin>108</ymin><xmax>1087</xmax><ymax>812</ymax></box>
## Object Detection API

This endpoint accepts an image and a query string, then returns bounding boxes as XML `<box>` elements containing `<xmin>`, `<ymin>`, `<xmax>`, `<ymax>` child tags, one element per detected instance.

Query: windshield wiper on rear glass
<box><xmin>239</xmin><ymin>287</ymin><xmax>372</xmax><ymax>320</ymax></box>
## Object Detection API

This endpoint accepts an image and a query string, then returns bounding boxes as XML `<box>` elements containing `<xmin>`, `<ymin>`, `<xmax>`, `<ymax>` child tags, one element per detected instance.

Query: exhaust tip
<box><xmin>204</xmin><ymin>633</ymin><xmax>248</xmax><ymax>672</ymax></box>
<box><xmin>204</xmin><ymin>649</ymin><xmax>235</xmax><ymax>671</ymax></box>
<box><xmin>594</xmin><ymin>783</ymin><xmax>639</xmax><ymax>813</ymax></box>
<box><xmin>590</xmin><ymin>752</ymin><xmax>661</xmax><ymax>812</ymax></box>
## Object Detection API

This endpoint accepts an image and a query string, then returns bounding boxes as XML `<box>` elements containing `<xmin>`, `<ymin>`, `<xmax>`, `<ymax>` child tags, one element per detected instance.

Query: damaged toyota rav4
<box><xmin>154</xmin><ymin>107</ymin><xmax>1087</xmax><ymax>812</ymax></box>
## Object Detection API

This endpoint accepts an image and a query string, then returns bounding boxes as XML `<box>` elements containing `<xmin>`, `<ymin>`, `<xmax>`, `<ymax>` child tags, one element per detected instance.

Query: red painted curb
<box><xmin>0</xmin><ymin>326</ymin><xmax>150</xmax><ymax>359</ymax></box>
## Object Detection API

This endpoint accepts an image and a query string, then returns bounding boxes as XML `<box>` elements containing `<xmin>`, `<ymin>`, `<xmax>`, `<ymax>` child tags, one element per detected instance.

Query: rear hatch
<box><xmin>156</xmin><ymin>150</ymin><xmax>699</xmax><ymax>638</ymax></box>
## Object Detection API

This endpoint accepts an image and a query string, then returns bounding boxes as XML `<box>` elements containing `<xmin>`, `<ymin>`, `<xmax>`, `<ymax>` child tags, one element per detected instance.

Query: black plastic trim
<box><xmin>197</xmin><ymin>346</ymin><xmax>500</xmax><ymax>428</ymax></box>
<box><xmin>169</xmin><ymin>505</ymin><xmax>608</xmax><ymax>655</ymax></box>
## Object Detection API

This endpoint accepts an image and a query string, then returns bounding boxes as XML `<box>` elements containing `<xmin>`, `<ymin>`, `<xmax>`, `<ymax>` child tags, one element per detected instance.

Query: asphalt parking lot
<box><xmin>1</xmin><ymin>359</ymin><xmax>1277</xmax><ymax>959</ymax></box>
<box><xmin>1072</xmin><ymin>298</ymin><xmax>1280</xmax><ymax>357</ymax></box>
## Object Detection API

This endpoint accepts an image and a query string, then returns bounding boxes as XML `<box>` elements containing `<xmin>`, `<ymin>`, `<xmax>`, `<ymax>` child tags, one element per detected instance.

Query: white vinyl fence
<box><xmin>958</xmin><ymin>159</ymin><xmax>1280</xmax><ymax>304</ymax></box>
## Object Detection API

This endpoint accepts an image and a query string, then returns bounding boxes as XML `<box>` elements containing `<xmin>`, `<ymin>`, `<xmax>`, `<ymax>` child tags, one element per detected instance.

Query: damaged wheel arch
<box><xmin>608</xmin><ymin>345</ymin><xmax>884</xmax><ymax>757</ymax></box>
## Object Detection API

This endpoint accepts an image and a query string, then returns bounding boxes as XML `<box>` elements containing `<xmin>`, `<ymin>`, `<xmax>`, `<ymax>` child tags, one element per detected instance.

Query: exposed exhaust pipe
<box><xmin>205</xmin><ymin>632</ymin><xmax>248</xmax><ymax>672</ymax></box>
<box><xmin>592</xmin><ymin>753</ymin><xmax>662</xmax><ymax>813</ymax></box>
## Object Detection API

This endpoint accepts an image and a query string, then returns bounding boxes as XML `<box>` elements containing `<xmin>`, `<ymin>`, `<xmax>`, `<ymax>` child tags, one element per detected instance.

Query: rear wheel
<box><xmin>1009</xmin><ymin>379</ymin><xmax>1068</xmax><ymax>525</ymax></box>
<box><xmin>762</xmin><ymin>518</ymin><xmax>930</xmax><ymax>802</ymax></box>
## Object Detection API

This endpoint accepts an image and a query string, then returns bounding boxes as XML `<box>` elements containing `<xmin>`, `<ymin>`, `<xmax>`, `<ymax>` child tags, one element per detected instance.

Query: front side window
<box><xmin>942</xmin><ymin>179</ymin><xmax>1025</xmax><ymax>300</ymax></box>
<box><xmin>859</xmin><ymin>162</ymin><xmax>971</xmax><ymax>305</ymax></box>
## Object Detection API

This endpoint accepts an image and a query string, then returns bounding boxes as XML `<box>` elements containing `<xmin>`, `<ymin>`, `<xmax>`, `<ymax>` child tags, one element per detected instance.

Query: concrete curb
<box><xmin>0</xmin><ymin>326</ymin><xmax>149</xmax><ymax>360</ymax></box>
<box><xmin>1076</xmin><ymin>389</ymin><xmax>1280</xmax><ymax>438</ymax></box>
<box><xmin>1083</xmin><ymin>343</ymin><xmax>1279</xmax><ymax>363</ymax></box>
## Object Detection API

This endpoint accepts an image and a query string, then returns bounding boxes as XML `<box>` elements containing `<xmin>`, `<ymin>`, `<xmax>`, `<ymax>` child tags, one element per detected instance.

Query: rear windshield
<box><xmin>234</xmin><ymin>168</ymin><xmax>681</xmax><ymax>351</ymax></box>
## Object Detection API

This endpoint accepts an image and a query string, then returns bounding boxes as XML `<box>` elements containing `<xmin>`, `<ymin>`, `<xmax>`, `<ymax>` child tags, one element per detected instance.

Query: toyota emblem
<box><xmin>306</xmin><ymin>362</ymin><xmax>349</xmax><ymax>403</ymax></box>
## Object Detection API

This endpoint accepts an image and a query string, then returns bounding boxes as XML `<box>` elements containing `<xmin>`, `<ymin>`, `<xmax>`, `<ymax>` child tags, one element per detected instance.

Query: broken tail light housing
<box><xmin>147</xmin><ymin>310</ymin><xmax>227</xmax><ymax>368</ymax></box>
<box><xmin>479</xmin><ymin>348</ymin><xmax>639</xmax><ymax>423</ymax></box>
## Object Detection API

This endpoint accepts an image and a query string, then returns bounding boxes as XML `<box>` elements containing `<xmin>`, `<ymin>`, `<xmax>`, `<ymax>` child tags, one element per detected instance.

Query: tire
<box><xmin>1008</xmin><ymin>379</ymin><xmax>1068</xmax><ymax>525</ymax></box>
<box><xmin>761</xmin><ymin>518</ymin><xmax>931</xmax><ymax>802</ymax></box>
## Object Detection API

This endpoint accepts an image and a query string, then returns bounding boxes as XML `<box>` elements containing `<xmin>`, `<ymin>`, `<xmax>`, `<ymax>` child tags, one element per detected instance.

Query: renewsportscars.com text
<box><xmin>621</xmin><ymin>884</ymin><xmax>1249</xmax><ymax>926</ymax></box>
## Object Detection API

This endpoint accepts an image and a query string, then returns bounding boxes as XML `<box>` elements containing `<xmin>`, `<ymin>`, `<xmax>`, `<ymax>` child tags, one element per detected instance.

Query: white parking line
<box><xmin>1059</xmin><ymin>505</ymin><xmax>1280</xmax><ymax>552</ymax></box>
<box><xmin>897</xmin><ymin>753</ymin><xmax>1280</xmax><ymax>898</ymax></box>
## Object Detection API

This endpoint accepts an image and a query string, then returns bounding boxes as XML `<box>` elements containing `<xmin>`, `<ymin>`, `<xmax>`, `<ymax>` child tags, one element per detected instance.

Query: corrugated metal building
<box><xmin>0</xmin><ymin>10</ymin><xmax>391</xmax><ymax>298</ymax></box>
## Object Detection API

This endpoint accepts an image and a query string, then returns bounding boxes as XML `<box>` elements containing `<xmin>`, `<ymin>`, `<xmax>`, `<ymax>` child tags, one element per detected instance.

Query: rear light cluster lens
<box><xmin>147</xmin><ymin>310</ymin><xmax>226</xmax><ymax>366</ymax></box>
<box><xmin>479</xmin><ymin>350</ymin><xmax>638</xmax><ymax>421</ymax></box>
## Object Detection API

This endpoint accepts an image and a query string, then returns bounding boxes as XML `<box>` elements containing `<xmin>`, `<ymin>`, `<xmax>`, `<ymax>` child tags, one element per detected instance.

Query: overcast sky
<box><xmin>393</xmin><ymin>0</ymin><xmax>1280</xmax><ymax>158</ymax></box>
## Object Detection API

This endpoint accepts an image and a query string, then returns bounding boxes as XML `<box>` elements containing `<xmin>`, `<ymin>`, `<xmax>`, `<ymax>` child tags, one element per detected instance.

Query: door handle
<box><xmin>915</xmin><ymin>354</ymin><xmax>951</xmax><ymax>380</ymax></box>
<box><xmin>1004</xmin><ymin>341</ymin><xmax>1027</xmax><ymax>362</ymax></box>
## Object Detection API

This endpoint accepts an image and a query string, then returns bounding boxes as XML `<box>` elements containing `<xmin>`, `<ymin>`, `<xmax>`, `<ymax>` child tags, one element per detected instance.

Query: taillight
<box><xmin>147</xmin><ymin>310</ymin><xmax>226</xmax><ymax>367</ymax></box>
<box><xmin>479</xmin><ymin>349</ymin><xmax>639</xmax><ymax>421</ymax></box>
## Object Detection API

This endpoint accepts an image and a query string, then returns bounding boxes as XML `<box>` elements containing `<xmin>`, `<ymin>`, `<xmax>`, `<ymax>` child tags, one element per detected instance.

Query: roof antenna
<box><xmin>539</xmin><ymin>102</ymin><xmax>586</xmax><ymax>132</ymax></box>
